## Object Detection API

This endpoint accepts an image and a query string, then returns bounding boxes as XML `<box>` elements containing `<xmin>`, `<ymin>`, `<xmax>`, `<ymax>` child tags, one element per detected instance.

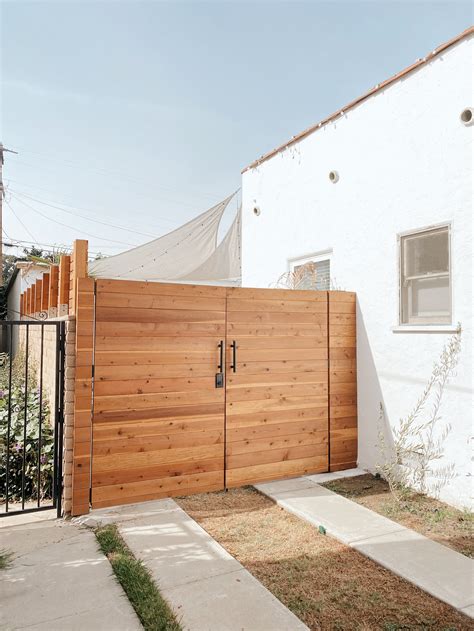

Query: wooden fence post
<box><xmin>71</xmin><ymin>277</ymin><xmax>94</xmax><ymax>516</ymax></box>
<box><xmin>41</xmin><ymin>272</ymin><xmax>50</xmax><ymax>314</ymax></box>
<box><xmin>35</xmin><ymin>280</ymin><xmax>42</xmax><ymax>315</ymax></box>
<box><xmin>58</xmin><ymin>255</ymin><xmax>71</xmax><ymax>316</ymax></box>
<box><xmin>49</xmin><ymin>264</ymin><xmax>59</xmax><ymax>317</ymax></box>
<box><xmin>70</xmin><ymin>240</ymin><xmax>88</xmax><ymax>316</ymax></box>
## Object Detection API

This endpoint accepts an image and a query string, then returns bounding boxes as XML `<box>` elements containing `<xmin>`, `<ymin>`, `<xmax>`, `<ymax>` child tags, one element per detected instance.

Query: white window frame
<box><xmin>288</xmin><ymin>249</ymin><xmax>332</xmax><ymax>290</ymax></box>
<box><xmin>394</xmin><ymin>222</ymin><xmax>455</xmax><ymax>332</ymax></box>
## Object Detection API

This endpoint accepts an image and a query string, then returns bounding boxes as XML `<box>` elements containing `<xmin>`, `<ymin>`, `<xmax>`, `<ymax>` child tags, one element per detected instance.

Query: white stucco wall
<box><xmin>241</xmin><ymin>35</ymin><xmax>473</xmax><ymax>509</ymax></box>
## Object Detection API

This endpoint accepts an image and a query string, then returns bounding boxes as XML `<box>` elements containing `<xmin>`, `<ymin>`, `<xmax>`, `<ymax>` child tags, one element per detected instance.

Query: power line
<box><xmin>10</xmin><ymin>157</ymin><xmax>222</xmax><ymax>209</ymax></box>
<box><xmin>2</xmin><ymin>239</ymin><xmax>105</xmax><ymax>258</ymax></box>
<box><xmin>5</xmin><ymin>199</ymin><xmax>37</xmax><ymax>242</ymax></box>
<box><xmin>10</xmin><ymin>146</ymin><xmax>221</xmax><ymax>201</ymax></box>
<box><xmin>6</xmin><ymin>179</ymin><xmax>178</xmax><ymax>228</ymax></box>
<box><xmin>10</xmin><ymin>189</ymin><xmax>160</xmax><ymax>239</ymax></box>
<box><xmin>9</xmin><ymin>194</ymin><xmax>138</xmax><ymax>247</ymax></box>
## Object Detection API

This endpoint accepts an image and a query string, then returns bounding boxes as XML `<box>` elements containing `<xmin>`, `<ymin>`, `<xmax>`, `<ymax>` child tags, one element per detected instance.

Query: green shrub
<box><xmin>0</xmin><ymin>353</ymin><xmax>54</xmax><ymax>504</ymax></box>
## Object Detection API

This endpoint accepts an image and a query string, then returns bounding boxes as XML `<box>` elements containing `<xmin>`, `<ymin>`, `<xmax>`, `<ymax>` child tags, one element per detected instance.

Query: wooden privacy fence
<box><xmin>18</xmin><ymin>241</ymin><xmax>357</xmax><ymax>517</ymax></box>
<box><xmin>71</xmin><ymin>278</ymin><xmax>357</xmax><ymax>515</ymax></box>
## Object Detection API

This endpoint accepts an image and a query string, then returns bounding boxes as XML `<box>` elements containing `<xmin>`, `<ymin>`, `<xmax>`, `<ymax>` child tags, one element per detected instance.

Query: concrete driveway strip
<box><xmin>0</xmin><ymin>517</ymin><xmax>141</xmax><ymax>631</ymax></box>
<box><xmin>88</xmin><ymin>498</ymin><xmax>309</xmax><ymax>631</ymax></box>
<box><xmin>255</xmin><ymin>475</ymin><xmax>474</xmax><ymax>618</ymax></box>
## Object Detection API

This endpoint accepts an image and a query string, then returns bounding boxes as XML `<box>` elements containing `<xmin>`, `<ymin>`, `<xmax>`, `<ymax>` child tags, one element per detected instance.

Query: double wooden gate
<box><xmin>72</xmin><ymin>280</ymin><xmax>357</xmax><ymax>513</ymax></box>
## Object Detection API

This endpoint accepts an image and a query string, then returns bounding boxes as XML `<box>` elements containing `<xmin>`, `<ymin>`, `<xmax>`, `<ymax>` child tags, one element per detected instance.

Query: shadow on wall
<box><xmin>356</xmin><ymin>302</ymin><xmax>392</xmax><ymax>473</ymax></box>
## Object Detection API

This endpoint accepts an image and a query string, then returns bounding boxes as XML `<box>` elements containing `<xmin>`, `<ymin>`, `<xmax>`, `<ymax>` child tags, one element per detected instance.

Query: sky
<box><xmin>1</xmin><ymin>0</ymin><xmax>472</xmax><ymax>259</ymax></box>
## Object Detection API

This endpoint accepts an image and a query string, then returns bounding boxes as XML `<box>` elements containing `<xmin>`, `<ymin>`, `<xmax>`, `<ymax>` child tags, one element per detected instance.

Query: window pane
<box><xmin>403</xmin><ymin>228</ymin><xmax>449</xmax><ymax>277</ymax></box>
<box><xmin>401</xmin><ymin>276</ymin><xmax>450</xmax><ymax>324</ymax></box>
<box><xmin>294</xmin><ymin>259</ymin><xmax>330</xmax><ymax>290</ymax></box>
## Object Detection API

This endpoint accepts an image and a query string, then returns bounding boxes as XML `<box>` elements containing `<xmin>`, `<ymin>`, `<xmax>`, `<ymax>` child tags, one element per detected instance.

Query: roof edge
<box><xmin>242</xmin><ymin>26</ymin><xmax>474</xmax><ymax>174</ymax></box>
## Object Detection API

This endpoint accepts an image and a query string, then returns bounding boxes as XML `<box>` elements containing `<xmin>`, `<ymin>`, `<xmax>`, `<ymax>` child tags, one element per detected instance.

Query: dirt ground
<box><xmin>177</xmin><ymin>487</ymin><xmax>472</xmax><ymax>631</ymax></box>
<box><xmin>322</xmin><ymin>474</ymin><xmax>473</xmax><ymax>558</ymax></box>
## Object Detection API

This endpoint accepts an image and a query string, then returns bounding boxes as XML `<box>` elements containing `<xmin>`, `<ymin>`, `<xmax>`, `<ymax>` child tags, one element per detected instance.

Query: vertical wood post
<box><xmin>26</xmin><ymin>288</ymin><xmax>31</xmax><ymax>316</ymax></box>
<box><xmin>71</xmin><ymin>277</ymin><xmax>94</xmax><ymax>516</ymax></box>
<box><xmin>58</xmin><ymin>255</ymin><xmax>71</xmax><ymax>316</ymax></box>
<box><xmin>41</xmin><ymin>272</ymin><xmax>50</xmax><ymax>313</ymax></box>
<box><xmin>49</xmin><ymin>264</ymin><xmax>59</xmax><ymax>316</ymax></box>
<box><xmin>70</xmin><ymin>240</ymin><xmax>88</xmax><ymax>316</ymax></box>
<box><xmin>35</xmin><ymin>279</ymin><xmax>42</xmax><ymax>314</ymax></box>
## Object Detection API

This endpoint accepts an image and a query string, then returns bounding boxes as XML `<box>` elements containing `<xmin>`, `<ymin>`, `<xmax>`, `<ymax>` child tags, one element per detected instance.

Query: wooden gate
<box><xmin>90</xmin><ymin>280</ymin><xmax>227</xmax><ymax>509</ymax></box>
<box><xmin>72</xmin><ymin>281</ymin><xmax>356</xmax><ymax>513</ymax></box>
<box><xmin>225</xmin><ymin>288</ymin><xmax>329</xmax><ymax>487</ymax></box>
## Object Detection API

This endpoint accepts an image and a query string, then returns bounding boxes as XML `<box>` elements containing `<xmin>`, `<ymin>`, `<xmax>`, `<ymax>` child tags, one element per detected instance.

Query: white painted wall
<box><xmin>241</xmin><ymin>35</ymin><xmax>473</xmax><ymax>509</ymax></box>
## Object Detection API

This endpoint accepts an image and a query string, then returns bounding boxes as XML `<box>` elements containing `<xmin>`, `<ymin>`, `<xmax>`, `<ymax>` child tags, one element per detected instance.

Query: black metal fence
<box><xmin>0</xmin><ymin>320</ymin><xmax>65</xmax><ymax>517</ymax></box>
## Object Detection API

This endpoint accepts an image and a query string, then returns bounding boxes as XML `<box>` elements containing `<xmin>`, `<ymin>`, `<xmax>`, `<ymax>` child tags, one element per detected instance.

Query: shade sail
<box><xmin>180</xmin><ymin>207</ymin><xmax>241</xmax><ymax>285</ymax></box>
<box><xmin>89</xmin><ymin>192</ymin><xmax>241</xmax><ymax>285</ymax></box>
<box><xmin>89</xmin><ymin>194</ymin><xmax>234</xmax><ymax>281</ymax></box>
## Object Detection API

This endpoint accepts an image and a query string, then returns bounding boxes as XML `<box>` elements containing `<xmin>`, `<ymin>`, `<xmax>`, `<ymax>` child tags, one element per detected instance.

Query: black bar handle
<box><xmin>230</xmin><ymin>340</ymin><xmax>237</xmax><ymax>372</ymax></box>
<box><xmin>217</xmin><ymin>340</ymin><xmax>224</xmax><ymax>372</ymax></box>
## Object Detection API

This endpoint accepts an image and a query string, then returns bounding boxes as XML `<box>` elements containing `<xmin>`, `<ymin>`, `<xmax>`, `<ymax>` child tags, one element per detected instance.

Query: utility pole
<box><xmin>0</xmin><ymin>143</ymin><xmax>18</xmax><ymax>286</ymax></box>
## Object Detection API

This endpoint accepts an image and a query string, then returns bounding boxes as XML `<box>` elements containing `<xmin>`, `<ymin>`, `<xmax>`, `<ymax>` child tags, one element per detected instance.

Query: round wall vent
<box><xmin>460</xmin><ymin>107</ymin><xmax>473</xmax><ymax>126</ymax></box>
<box><xmin>253</xmin><ymin>205</ymin><xmax>261</xmax><ymax>216</ymax></box>
<box><xmin>329</xmin><ymin>170</ymin><xmax>339</xmax><ymax>183</ymax></box>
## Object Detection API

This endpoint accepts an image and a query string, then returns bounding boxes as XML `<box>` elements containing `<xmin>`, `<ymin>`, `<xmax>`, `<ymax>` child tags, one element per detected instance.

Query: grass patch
<box><xmin>177</xmin><ymin>487</ymin><xmax>471</xmax><ymax>630</ymax></box>
<box><xmin>95</xmin><ymin>524</ymin><xmax>181</xmax><ymax>631</ymax></box>
<box><xmin>0</xmin><ymin>549</ymin><xmax>13</xmax><ymax>570</ymax></box>
<box><xmin>322</xmin><ymin>474</ymin><xmax>473</xmax><ymax>558</ymax></box>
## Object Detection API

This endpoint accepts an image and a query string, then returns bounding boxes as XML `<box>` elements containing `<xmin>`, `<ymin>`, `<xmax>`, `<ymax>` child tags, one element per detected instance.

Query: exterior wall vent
<box><xmin>329</xmin><ymin>170</ymin><xmax>339</xmax><ymax>183</ymax></box>
<box><xmin>460</xmin><ymin>107</ymin><xmax>473</xmax><ymax>126</ymax></box>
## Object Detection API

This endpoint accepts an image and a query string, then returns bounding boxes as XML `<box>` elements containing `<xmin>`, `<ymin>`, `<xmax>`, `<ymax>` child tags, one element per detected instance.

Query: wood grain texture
<box><xmin>225</xmin><ymin>287</ymin><xmax>330</xmax><ymax>486</ymax></box>
<box><xmin>328</xmin><ymin>291</ymin><xmax>358</xmax><ymax>471</ymax></box>
<box><xmin>91</xmin><ymin>278</ymin><xmax>226</xmax><ymax>508</ymax></box>
<box><xmin>77</xmin><ymin>283</ymin><xmax>358</xmax><ymax>512</ymax></box>
<box><xmin>71</xmin><ymin>277</ymin><xmax>95</xmax><ymax>516</ymax></box>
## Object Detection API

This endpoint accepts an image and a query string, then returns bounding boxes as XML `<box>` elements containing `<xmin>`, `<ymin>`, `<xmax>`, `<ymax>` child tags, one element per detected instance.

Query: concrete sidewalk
<box><xmin>84</xmin><ymin>498</ymin><xmax>308</xmax><ymax>631</ymax></box>
<box><xmin>1</xmin><ymin>514</ymin><xmax>141</xmax><ymax>631</ymax></box>
<box><xmin>255</xmin><ymin>469</ymin><xmax>474</xmax><ymax>619</ymax></box>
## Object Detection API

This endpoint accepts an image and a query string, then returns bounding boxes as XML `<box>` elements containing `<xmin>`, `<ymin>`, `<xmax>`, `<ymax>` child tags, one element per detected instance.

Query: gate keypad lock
<box><xmin>215</xmin><ymin>372</ymin><xmax>224</xmax><ymax>388</ymax></box>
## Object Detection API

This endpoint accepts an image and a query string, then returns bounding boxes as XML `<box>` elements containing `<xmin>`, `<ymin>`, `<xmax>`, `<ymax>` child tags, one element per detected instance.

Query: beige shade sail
<box><xmin>88</xmin><ymin>192</ymin><xmax>241</xmax><ymax>285</ymax></box>
<box><xmin>179</xmin><ymin>206</ymin><xmax>241</xmax><ymax>285</ymax></box>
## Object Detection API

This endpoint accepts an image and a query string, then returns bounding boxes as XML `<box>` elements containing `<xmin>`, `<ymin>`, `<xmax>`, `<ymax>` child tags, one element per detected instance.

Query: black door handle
<box><xmin>217</xmin><ymin>340</ymin><xmax>224</xmax><ymax>371</ymax></box>
<box><xmin>230</xmin><ymin>340</ymin><xmax>237</xmax><ymax>372</ymax></box>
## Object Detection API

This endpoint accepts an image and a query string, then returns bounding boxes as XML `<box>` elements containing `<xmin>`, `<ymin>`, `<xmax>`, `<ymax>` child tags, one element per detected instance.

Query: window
<box><xmin>400</xmin><ymin>225</ymin><xmax>451</xmax><ymax>325</ymax></box>
<box><xmin>289</xmin><ymin>252</ymin><xmax>331</xmax><ymax>290</ymax></box>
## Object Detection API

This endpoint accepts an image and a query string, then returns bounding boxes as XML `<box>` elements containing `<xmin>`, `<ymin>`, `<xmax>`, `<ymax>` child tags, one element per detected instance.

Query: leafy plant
<box><xmin>0</xmin><ymin>353</ymin><xmax>54</xmax><ymax>504</ymax></box>
<box><xmin>377</xmin><ymin>328</ymin><xmax>461</xmax><ymax>501</ymax></box>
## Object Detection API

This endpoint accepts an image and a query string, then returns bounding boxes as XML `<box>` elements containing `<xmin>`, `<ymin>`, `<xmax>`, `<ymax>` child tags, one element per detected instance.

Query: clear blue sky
<box><xmin>1</xmin><ymin>0</ymin><xmax>472</xmax><ymax>257</ymax></box>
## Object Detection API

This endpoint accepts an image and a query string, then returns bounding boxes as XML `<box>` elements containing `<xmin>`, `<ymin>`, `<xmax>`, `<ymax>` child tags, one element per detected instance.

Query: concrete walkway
<box><xmin>255</xmin><ymin>468</ymin><xmax>474</xmax><ymax>619</ymax></box>
<box><xmin>1</xmin><ymin>513</ymin><xmax>141</xmax><ymax>631</ymax></box>
<box><xmin>84</xmin><ymin>498</ymin><xmax>308</xmax><ymax>631</ymax></box>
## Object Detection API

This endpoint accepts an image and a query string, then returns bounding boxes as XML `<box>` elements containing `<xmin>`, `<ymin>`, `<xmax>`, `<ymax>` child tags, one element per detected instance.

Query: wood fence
<box><xmin>19</xmin><ymin>241</ymin><xmax>357</xmax><ymax>516</ymax></box>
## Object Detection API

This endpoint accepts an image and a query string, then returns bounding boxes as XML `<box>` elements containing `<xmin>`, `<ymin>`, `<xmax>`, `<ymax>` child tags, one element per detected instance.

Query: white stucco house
<box><xmin>241</xmin><ymin>27</ymin><xmax>473</xmax><ymax>509</ymax></box>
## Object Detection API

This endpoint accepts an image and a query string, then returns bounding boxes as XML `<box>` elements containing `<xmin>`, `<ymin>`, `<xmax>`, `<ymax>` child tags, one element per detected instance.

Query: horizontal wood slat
<box><xmin>328</xmin><ymin>292</ymin><xmax>358</xmax><ymax>471</ymax></box>
<box><xmin>91</xmin><ymin>278</ymin><xmax>226</xmax><ymax>508</ymax></box>
<box><xmin>82</xmin><ymin>284</ymin><xmax>357</xmax><ymax>513</ymax></box>
<box><xmin>225</xmin><ymin>287</ymin><xmax>329</xmax><ymax>486</ymax></box>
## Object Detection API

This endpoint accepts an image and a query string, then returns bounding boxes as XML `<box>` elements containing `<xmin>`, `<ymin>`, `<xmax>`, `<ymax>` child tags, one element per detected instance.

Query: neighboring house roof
<box><xmin>242</xmin><ymin>26</ymin><xmax>474</xmax><ymax>173</ymax></box>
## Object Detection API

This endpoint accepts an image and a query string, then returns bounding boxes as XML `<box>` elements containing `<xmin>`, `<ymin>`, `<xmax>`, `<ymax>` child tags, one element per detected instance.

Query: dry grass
<box><xmin>322</xmin><ymin>474</ymin><xmax>473</xmax><ymax>558</ymax></box>
<box><xmin>177</xmin><ymin>487</ymin><xmax>471</xmax><ymax>631</ymax></box>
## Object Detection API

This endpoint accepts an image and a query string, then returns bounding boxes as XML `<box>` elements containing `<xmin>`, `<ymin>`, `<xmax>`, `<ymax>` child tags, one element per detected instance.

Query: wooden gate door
<box><xmin>224</xmin><ymin>287</ymin><xmax>329</xmax><ymax>487</ymax></box>
<box><xmin>90</xmin><ymin>280</ymin><xmax>226</xmax><ymax>508</ymax></box>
